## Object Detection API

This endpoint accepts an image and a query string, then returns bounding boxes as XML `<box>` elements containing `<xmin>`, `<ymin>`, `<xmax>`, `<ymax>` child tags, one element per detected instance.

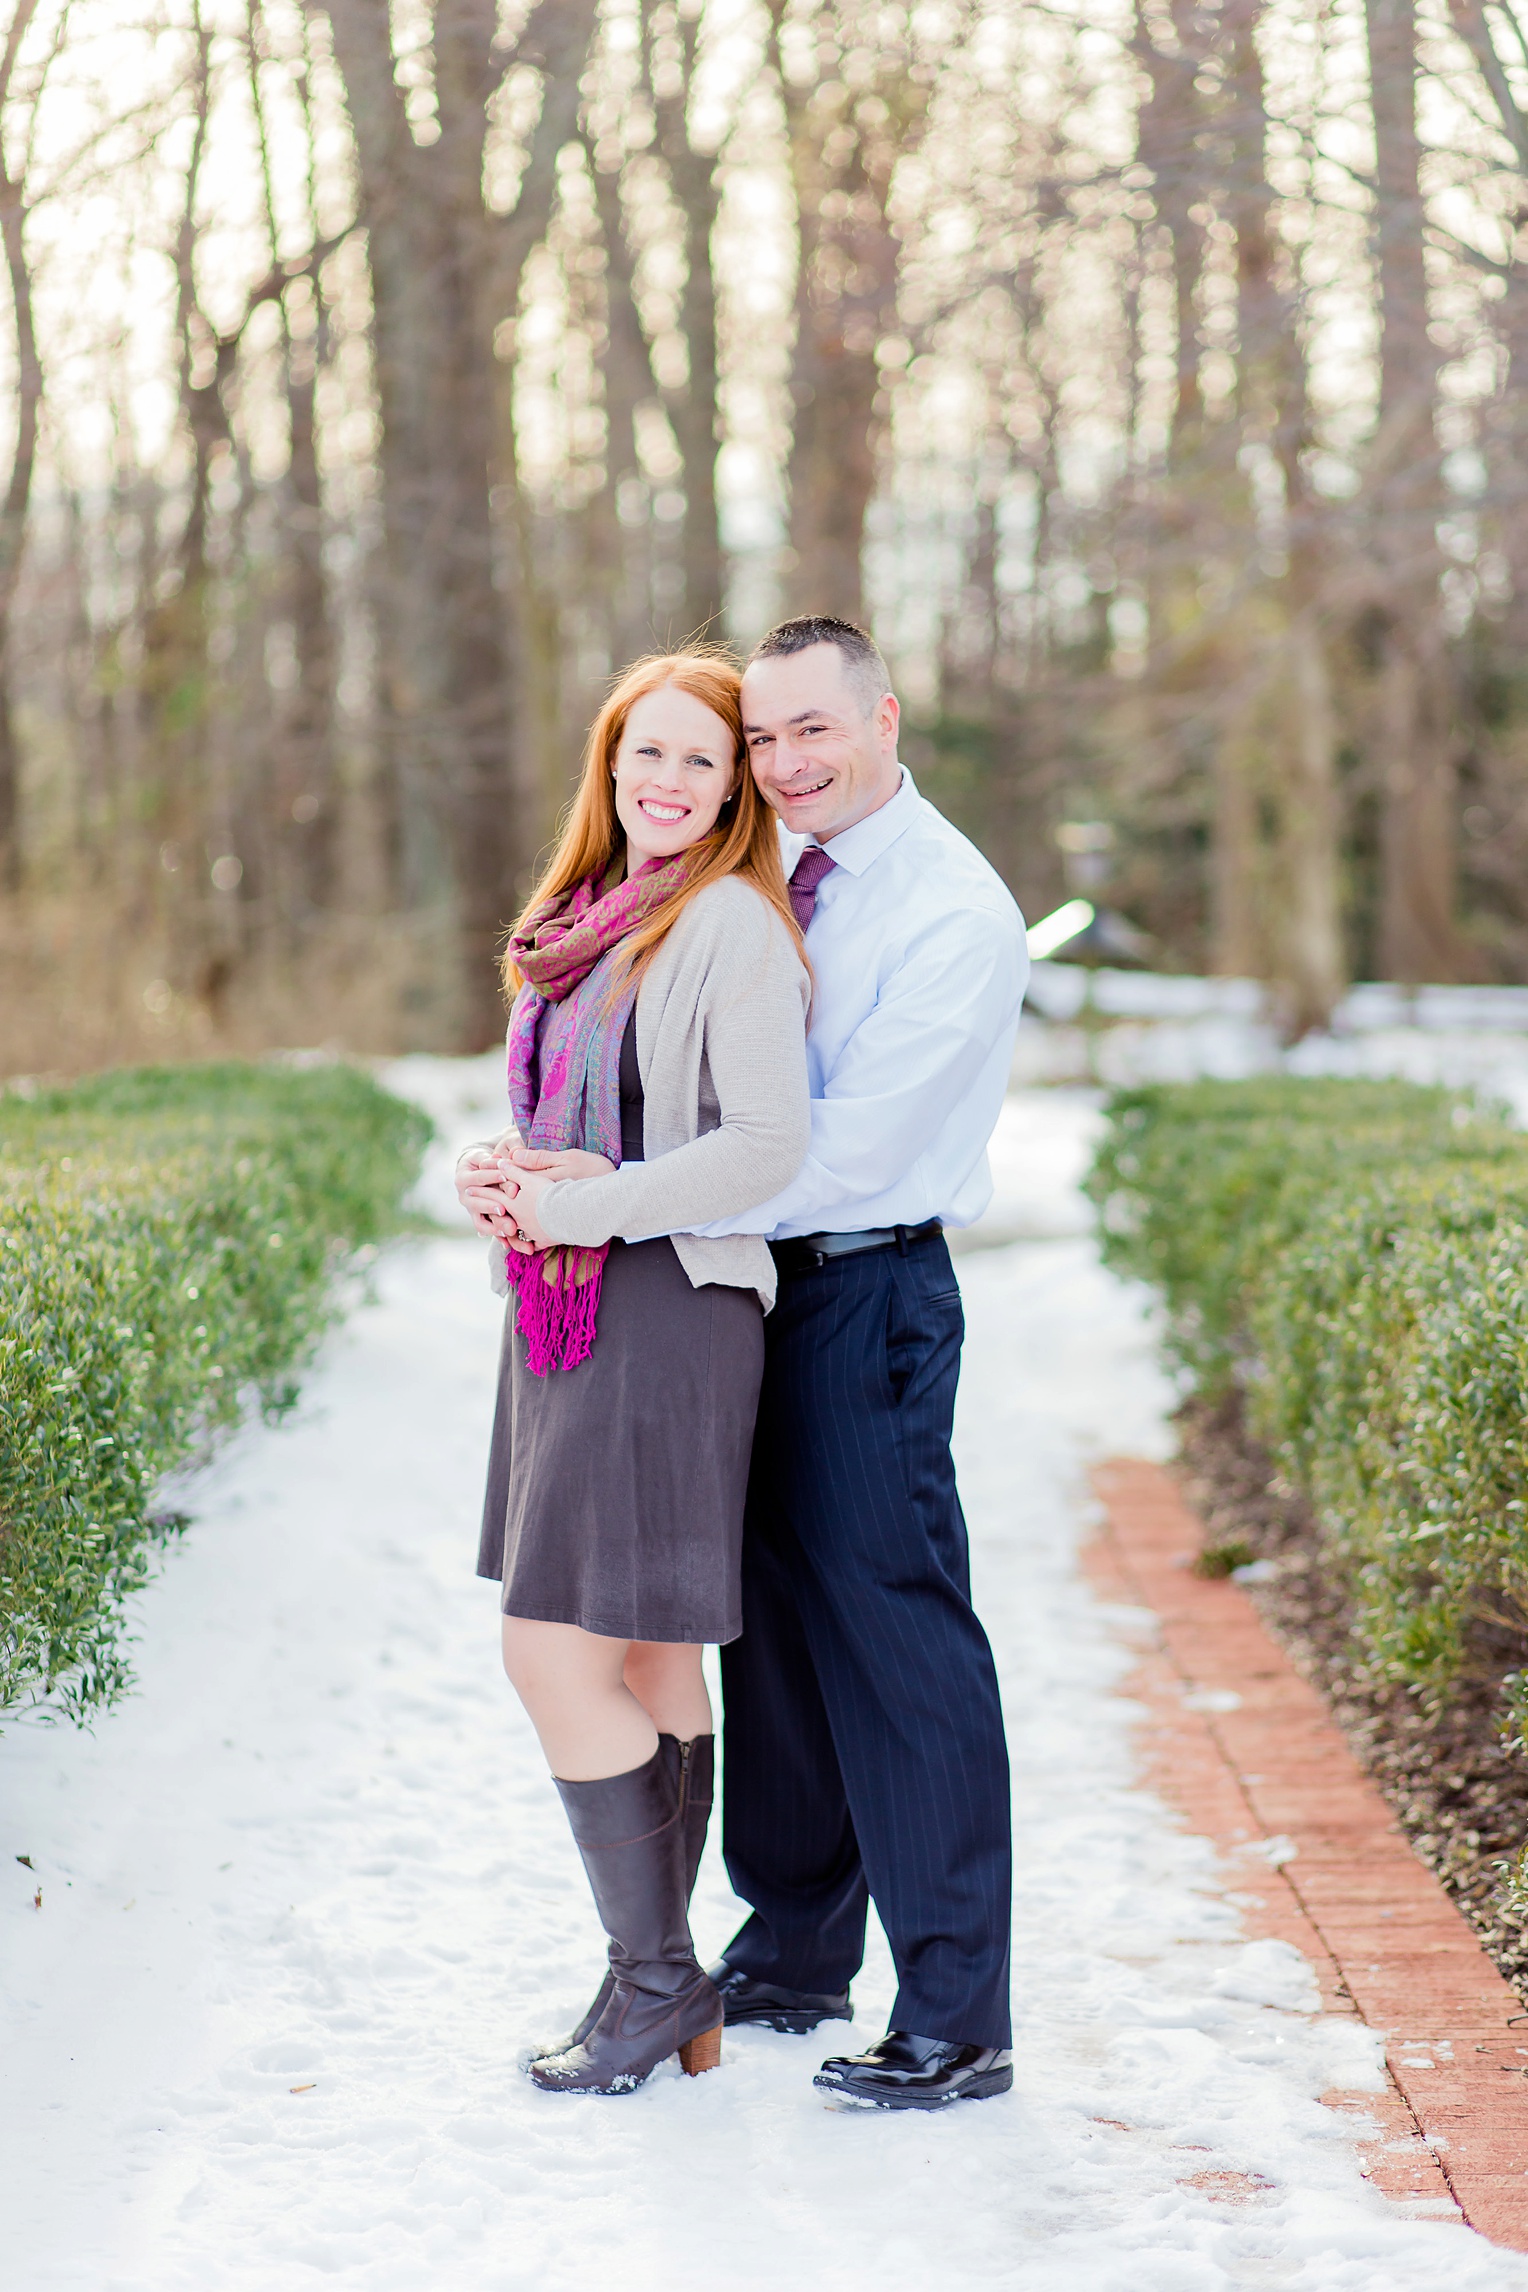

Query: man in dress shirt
<box><xmin>699</xmin><ymin>615</ymin><xmax>1028</xmax><ymax>2110</ymax></box>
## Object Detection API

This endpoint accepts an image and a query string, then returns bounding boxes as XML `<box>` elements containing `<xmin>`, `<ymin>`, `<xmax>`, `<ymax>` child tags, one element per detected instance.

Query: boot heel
<box><xmin>678</xmin><ymin>2023</ymin><xmax>722</xmax><ymax>2076</ymax></box>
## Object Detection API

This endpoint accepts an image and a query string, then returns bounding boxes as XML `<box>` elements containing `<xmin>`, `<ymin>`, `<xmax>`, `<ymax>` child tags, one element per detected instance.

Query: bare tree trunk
<box><xmin>504</xmin><ymin>418</ymin><xmax>564</xmax><ymax>836</ymax></box>
<box><xmin>1129</xmin><ymin>0</ymin><xmax>1215</xmax><ymax>831</ymax></box>
<box><xmin>319</xmin><ymin>0</ymin><xmax>599</xmax><ymax>1046</ymax></box>
<box><xmin>780</xmin><ymin>111</ymin><xmax>891</xmax><ymax>621</ymax></box>
<box><xmin>0</xmin><ymin>0</ymin><xmax>49</xmax><ymax>887</ymax></box>
<box><xmin>1445</xmin><ymin>0</ymin><xmax>1528</xmax><ymax>651</ymax></box>
<box><xmin>249</xmin><ymin>3</ymin><xmax>335</xmax><ymax>919</ymax></box>
<box><xmin>1133</xmin><ymin>0</ymin><xmax>1207</xmax><ymax>473</ymax></box>
<box><xmin>1209</xmin><ymin>0</ymin><xmax>1273</xmax><ymax>980</ymax></box>
<box><xmin>1365</xmin><ymin>0</ymin><xmax>1471</xmax><ymax>980</ymax></box>
<box><xmin>1209</xmin><ymin>720</ymin><xmax>1264</xmax><ymax>978</ymax></box>
<box><xmin>772</xmin><ymin>4</ymin><xmax>930</xmax><ymax>624</ymax></box>
<box><xmin>137</xmin><ymin>6</ymin><xmax>220</xmax><ymax>994</ymax></box>
<box><xmin>137</xmin><ymin>7</ymin><xmax>337</xmax><ymax>1016</ymax></box>
<box><xmin>1222</xmin><ymin>0</ymin><xmax>1343</xmax><ymax>1029</ymax></box>
<box><xmin>1489</xmin><ymin>261</ymin><xmax>1528</xmax><ymax>655</ymax></box>
<box><xmin>584</xmin><ymin>131</ymin><xmax>661</xmax><ymax>667</ymax></box>
<box><xmin>644</xmin><ymin>2</ymin><xmax>723</xmax><ymax>639</ymax></box>
<box><xmin>1277</xmin><ymin>616</ymin><xmax>1344</xmax><ymax>1027</ymax></box>
<box><xmin>281</xmin><ymin>305</ymin><xmax>335</xmax><ymax>912</ymax></box>
<box><xmin>586</xmin><ymin>9</ymin><xmax>733</xmax><ymax>658</ymax></box>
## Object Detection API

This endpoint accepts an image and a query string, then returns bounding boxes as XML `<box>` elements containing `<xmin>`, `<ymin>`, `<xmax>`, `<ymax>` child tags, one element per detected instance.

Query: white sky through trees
<box><xmin>8</xmin><ymin>0</ymin><xmax>1519</xmax><ymax>641</ymax></box>
<box><xmin>1</xmin><ymin>0</ymin><xmax>1528</xmax><ymax>1063</ymax></box>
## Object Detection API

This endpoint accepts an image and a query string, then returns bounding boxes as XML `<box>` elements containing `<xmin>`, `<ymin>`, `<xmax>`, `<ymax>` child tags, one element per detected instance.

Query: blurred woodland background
<box><xmin>0</xmin><ymin>0</ymin><xmax>1525</xmax><ymax>1061</ymax></box>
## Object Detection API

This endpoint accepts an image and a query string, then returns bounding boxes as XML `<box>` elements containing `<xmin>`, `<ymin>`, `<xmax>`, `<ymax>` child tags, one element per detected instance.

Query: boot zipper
<box><xmin>677</xmin><ymin>1737</ymin><xmax>692</xmax><ymax>1817</ymax></box>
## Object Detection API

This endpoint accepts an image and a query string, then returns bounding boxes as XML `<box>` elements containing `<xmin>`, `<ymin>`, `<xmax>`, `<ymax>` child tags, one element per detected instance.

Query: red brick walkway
<box><xmin>1090</xmin><ymin>1457</ymin><xmax>1528</xmax><ymax>2249</ymax></box>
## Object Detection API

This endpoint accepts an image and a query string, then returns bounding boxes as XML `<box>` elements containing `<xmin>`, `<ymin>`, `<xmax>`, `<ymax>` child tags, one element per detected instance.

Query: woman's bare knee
<box><xmin>623</xmin><ymin>1641</ymin><xmax>711</xmax><ymax>1737</ymax></box>
<box><xmin>502</xmin><ymin>1617</ymin><xmax>621</xmax><ymax>1701</ymax></box>
<box><xmin>623</xmin><ymin>1640</ymin><xmax>702</xmax><ymax>1697</ymax></box>
<box><xmin>500</xmin><ymin>1616</ymin><xmax>659</xmax><ymax>1780</ymax></box>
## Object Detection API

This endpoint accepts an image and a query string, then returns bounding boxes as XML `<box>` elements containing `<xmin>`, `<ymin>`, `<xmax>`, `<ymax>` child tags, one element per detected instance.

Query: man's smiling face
<box><xmin>741</xmin><ymin>642</ymin><xmax>901</xmax><ymax>842</ymax></box>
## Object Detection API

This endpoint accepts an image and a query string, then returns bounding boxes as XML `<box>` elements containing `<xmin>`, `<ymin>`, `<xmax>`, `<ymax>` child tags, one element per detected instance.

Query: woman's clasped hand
<box><xmin>454</xmin><ymin>1145</ymin><xmax>521</xmax><ymax>1242</ymax></box>
<box><xmin>454</xmin><ymin>1145</ymin><xmax>615</xmax><ymax>1255</ymax></box>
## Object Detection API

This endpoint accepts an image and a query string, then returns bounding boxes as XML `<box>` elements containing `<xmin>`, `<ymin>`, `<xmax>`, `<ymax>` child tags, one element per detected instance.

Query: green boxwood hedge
<box><xmin>0</xmin><ymin>1061</ymin><xmax>428</xmax><ymax>1724</ymax></box>
<box><xmin>1086</xmin><ymin>1078</ymin><xmax>1528</xmax><ymax>1721</ymax></box>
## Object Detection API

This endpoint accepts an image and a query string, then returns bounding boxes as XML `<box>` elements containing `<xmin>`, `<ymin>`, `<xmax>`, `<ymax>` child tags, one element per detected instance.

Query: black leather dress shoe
<box><xmin>814</xmin><ymin>2029</ymin><xmax>1013</xmax><ymax>2109</ymax></box>
<box><xmin>707</xmin><ymin>1961</ymin><xmax>853</xmax><ymax>2034</ymax></box>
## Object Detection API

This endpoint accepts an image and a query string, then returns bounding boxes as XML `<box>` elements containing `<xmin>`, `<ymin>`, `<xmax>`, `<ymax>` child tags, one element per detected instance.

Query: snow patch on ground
<box><xmin>1016</xmin><ymin>963</ymin><xmax>1528</xmax><ymax>1120</ymax></box>
<box><xmin>3</xmin><ymin>1075</ymin><xmax>1527</xmax><ymax>2289</ymax></box>
<box><xmin>1209</xmin><ymin>1942</ymin><xmax>1324</xmax><ymax>2016</ymax></box>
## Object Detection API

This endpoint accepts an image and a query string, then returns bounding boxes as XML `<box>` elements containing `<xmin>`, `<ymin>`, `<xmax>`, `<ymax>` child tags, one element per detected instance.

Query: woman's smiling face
<box><xmin>612</xmin><ymin>684</ymin><xmax>738</xmax><ymax>868</ymax></box>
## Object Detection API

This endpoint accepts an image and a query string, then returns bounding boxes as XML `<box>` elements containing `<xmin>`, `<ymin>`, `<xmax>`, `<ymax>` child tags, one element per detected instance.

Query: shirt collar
<box><xmin>791</xmin><ymin>766</ymin><xmax>918</xmax><ymax>880</ymax></box>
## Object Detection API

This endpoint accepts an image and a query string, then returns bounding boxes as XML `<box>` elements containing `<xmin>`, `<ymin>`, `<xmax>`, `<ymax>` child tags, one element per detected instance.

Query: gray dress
<box><xmin>476</xmin><ymin>1017</ymin><xmax>765</xmax><ymax>1645</ymax></box>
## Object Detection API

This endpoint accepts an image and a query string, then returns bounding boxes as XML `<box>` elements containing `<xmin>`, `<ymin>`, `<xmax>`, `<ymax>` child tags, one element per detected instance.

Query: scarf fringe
<box><xmin>504</xmin><ymin>1243</ymin><xmax>607</xmax><ymax>1376</ymax></box>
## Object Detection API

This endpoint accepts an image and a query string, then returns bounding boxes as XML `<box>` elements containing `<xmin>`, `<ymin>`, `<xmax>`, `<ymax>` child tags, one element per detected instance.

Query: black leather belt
<box><xmin>770</xmin><ymin>1219</ymin><xmax>944</xmax><ymax>1276</ymax></box>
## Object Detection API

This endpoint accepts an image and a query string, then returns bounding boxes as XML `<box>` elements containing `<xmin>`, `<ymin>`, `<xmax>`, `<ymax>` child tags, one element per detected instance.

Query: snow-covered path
<box><xmin>7</xmin><ymin>1072</ymin><xmax>1528</xmax><ymax>2291</ymax></box>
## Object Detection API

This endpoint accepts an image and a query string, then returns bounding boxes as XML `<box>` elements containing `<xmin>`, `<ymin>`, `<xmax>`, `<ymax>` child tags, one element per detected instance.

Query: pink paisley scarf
<box><xmin>502</xmin><ymin>853</ymin><xmax>690</xmax><ymax>1374</ymax></box>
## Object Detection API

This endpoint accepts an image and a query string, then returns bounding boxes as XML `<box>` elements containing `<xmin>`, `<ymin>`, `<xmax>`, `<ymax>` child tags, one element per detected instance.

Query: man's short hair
<box><xmin>747</xmin><ymin>615</ymin><xmax>891</xmax><ymax>717</ymax></box>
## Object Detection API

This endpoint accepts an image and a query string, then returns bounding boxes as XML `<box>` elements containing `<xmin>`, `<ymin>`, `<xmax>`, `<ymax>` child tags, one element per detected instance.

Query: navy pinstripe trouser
<box><xmin>719</xmin><ymin>1231</ymin><xmax>1013</xmax><ymax>2049</ymax></box>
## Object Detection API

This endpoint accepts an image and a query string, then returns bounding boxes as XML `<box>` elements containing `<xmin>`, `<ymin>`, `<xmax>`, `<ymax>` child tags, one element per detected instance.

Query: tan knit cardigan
<box><xmin>476</xmin><ymin>875</ymin><xmax>810</xmax><ymax>1312</ymax></box>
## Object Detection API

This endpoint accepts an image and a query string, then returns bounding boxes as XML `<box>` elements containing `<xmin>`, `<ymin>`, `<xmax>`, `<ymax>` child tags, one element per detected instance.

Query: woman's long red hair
<box><xmin>501</xmin><ymin>650</ymin><xmax>804</xmax><ymax>1000</ymax></box>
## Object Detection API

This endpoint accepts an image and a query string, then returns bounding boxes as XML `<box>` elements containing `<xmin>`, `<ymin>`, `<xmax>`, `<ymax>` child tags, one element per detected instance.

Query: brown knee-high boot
<box><xmin>529</xmin><ymin>1741</ymin><xmax>722</xmax><ymax>2095</ymax></box>
<box><xmin>532</xmin><ymin>1734</ymin><xmax>713</xmax><ymax>2064</ymax></box>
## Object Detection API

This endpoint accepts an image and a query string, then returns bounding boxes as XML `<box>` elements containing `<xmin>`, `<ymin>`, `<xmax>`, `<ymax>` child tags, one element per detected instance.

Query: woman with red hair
<box><xmin>455</xmin><ymin>651</ymin><xmax>809</xmax><ymax>2098</ymax></box>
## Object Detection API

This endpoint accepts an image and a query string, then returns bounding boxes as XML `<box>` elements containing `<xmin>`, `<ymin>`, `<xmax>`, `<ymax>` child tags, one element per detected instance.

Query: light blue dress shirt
<box><xmin>693</xmin><ymin>768</ymin><xmax>1028</xmax><ymax>1242</ymax></box>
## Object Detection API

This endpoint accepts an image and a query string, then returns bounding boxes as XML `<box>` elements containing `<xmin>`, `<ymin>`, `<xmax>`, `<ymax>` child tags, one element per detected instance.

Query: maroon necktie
<box><xmin>789</xmin><ymin>845</ymin><xmax>836</xmax><ymax>932</ymax></box>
